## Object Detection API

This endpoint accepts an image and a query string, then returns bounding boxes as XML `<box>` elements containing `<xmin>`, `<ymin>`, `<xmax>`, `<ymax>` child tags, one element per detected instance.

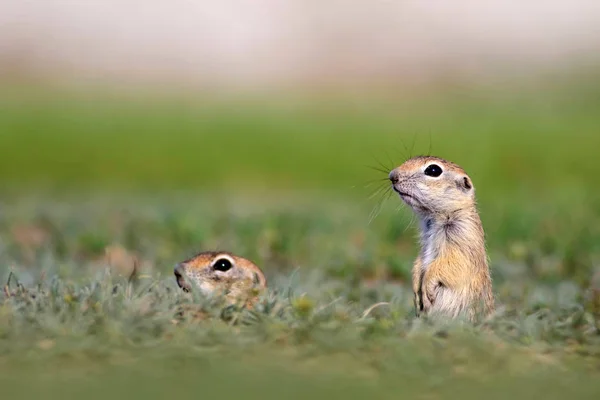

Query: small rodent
<box><xmin>174</xmin><ymin>251</ymin><xmax>267</xmax><ymax>308</ymax></box>
<box><xmin>388</xmin><ymin>156</ymin><xmax>494</xmax><ymax>321</ymax></box>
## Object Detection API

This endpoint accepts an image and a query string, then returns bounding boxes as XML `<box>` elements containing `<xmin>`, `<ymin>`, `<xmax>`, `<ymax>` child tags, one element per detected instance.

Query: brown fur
<box><xmin>174</xmin><ymin>251</ymin><xmax>267</xmax><ymax>308</ymax></box>
<box><xmin>389</xmin><ymin>156</ymin><xmax>494</xmax><ymax>321</ymax></box>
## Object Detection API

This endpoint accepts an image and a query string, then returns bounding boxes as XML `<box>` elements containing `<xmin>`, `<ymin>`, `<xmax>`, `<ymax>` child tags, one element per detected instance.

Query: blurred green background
<box><xmin>2</xmin><ymin>3</ymin><xmax>600</xmax><ymax>399</ymax></box>
<box><xmin>2</xmin><ymin>76</ymin><xmax>600</xmax><ymax>199</ymax></box>
<box><xmin>2</xmin><ymin>73</ymin><xmax>600</xmax><ymax>399</ymax></box>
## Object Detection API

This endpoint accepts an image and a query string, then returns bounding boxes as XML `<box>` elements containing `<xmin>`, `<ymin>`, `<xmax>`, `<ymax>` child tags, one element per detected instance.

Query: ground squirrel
<box><xmin>174</xmin><ymin>251</ymin><xmax>267</xmax><ymax>308</ymax></box>
<box><xmin>389</xmin><ymin>156</ymin><xmax>494</xmax><ymax>321</ymax></box>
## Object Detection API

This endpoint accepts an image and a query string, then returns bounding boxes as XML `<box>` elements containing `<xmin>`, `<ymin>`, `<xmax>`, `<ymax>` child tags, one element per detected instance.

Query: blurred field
<box><xmin>1</xmin><ymin>76</ymin><xmax>600</xmax><ymax>399</ymax></box>
<box><xmin>1</xmin><ymin>74</ymin><xmax>600</xmax><ymax>198</ymax></box>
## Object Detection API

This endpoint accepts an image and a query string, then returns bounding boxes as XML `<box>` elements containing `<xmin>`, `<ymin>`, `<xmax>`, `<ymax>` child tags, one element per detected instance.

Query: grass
<box><xmin>1</xmin><ymin>77</ymin><xmax>600</xmax><ymax>198</ymax></box>
<box><xmin>1</xmin><ymin>194</ymin><xmax>599</xmax><ymax>399</ymax></box>
<box><xmin>1</xmin><ymin>76</ymin><xmax>600</xmax><ymax>398</ymax></box>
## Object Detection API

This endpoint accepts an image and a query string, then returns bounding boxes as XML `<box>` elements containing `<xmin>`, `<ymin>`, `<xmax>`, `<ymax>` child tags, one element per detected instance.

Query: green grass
<box><xmin>1</xmin><ymin>194</ymin><xmax>599</xmax><ymax>399</ymax></box>
<box><xmin>1</xmin><ymin>78</ymin><xmax>600</xmax><ymax>199</ymax></box>
<box><xmin>1</xmin><ymin>77</ymin><xmax>600</xmax><ymax>398</ymax></box>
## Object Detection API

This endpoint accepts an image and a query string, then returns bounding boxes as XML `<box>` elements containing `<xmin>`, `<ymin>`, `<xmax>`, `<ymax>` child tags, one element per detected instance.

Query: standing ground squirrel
<box><xmin>389</xmin><ymin>156</ymin><xmax>494</xmax><ymax>321</ymax></box>
<box><xmin>174</xmin><ymin>251</ymin><xmax>267</xmax><ymax>308</ymax></box>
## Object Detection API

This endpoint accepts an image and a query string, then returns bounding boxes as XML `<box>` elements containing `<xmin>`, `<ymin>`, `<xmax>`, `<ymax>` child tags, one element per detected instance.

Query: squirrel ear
<box><xmin>463</xmin><ymin>177</ymin><xmax>472</xmax><ymax>190</ymax></box>
<box><xmin>457</xmin><ymin>176</ymin><xmax>472</xmax><ymax>192</ymax></box>
<box><xmin>253</xmin><ymin>272</ymin><xmax>261</xmax><ymax>285</ymax></box>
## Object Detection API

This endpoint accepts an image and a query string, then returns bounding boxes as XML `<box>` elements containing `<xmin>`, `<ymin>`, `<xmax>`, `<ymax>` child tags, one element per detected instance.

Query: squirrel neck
<box><xmin>418</xmin><ymin>205</ymin><xmax>487</xmax><ymax>269</ymax></box>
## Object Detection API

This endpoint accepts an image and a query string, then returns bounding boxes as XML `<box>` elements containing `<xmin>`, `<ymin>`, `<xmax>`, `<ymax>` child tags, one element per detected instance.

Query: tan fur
<box><xmin>389</xmin><ymin>156</ymin><xmax>494</xmax><ymax>321</ymax></box>
<box><xmin>174</xmin><ymin>251</ymin><xmax>267</xmax><ymax>308</ymax></box>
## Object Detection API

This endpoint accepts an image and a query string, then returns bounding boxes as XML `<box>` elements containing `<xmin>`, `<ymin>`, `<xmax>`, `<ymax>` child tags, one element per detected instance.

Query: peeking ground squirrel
<box><xmin>389</xmin><ymin>156</ymin><xmax>494</xmax><ymax>321</ymax></box>
<box><xmin>174</xmin><ymin>251</ymin><xmax>267</xmax><ymax>308</ymax></box>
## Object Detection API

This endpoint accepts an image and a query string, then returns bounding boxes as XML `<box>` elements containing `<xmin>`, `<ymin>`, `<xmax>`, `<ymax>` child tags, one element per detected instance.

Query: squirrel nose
<box><xmin>174</xmin><ymin>263</ymin><xmax>191</xmax><ymax>292</ymax></box>
<box><xmin>389</xmin><ymin>169</ymin><xmax>399</xmax><ymax>184</ymax></box>
<box><xmin>174</xmin><ymin>263</ymin><xmax>184</xmax><ymax>277</ymax></box>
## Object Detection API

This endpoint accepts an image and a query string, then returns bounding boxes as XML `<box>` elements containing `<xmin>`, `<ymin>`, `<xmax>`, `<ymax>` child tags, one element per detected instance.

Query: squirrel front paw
<box><xmin>414</xmin><ymin>292</ymin><xmax>422</xmax><ymax>316</ymax></box>
<box><xmin>422</xmin><ymin>281</ymin><xmax>443</xmax><ymax>312</ymax></box>
<box><xmin>422</xmin><ymin>290</ymin><xmax>433</xmax><ymax>312</ymax></box>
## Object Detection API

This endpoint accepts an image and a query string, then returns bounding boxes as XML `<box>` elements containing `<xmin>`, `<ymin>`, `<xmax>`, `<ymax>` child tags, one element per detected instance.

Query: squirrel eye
<box><xmin>424</xmin><ymin>164</ymin><xmax>443</xmax><ymax>177</ymax></box>
<box><xmin>213</xmin><ymin>258</ymin><xmax>233</xmax><ymax>272</ymax></box>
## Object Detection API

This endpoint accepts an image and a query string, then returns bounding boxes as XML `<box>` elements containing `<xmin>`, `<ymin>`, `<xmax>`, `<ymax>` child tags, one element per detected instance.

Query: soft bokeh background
<box><xmin>2</xmin><ymin>2</ymin><xmax>600</xmax><ymax>399</ymax></box>
<box><xmin>2</xmin><ymin>0</ymin><xmax>600</xmax><ymax>197</ymax></box>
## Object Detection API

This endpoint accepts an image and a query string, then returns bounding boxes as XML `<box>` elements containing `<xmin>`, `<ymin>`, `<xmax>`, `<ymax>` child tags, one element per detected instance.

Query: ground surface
<box><xmin>1</xmin><ymin>79</ymin><xmax>600</xmax><ymax>398</ymax></box>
